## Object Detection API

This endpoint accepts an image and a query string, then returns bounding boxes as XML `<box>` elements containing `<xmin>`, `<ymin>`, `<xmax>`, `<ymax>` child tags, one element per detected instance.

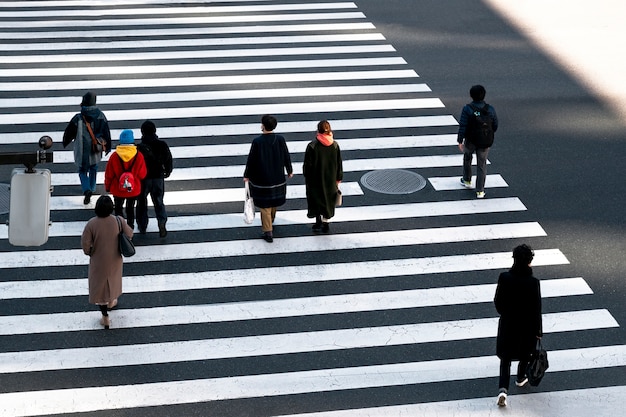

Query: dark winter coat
<box><xmin>494</xmin><ymin>266</ymin><xmax>543</xmax><ymax>360</ymax></box>
<box><xmin>104</xmin><ymin>146</ymin><xmax>147</xmax><ymax>198</ymax></box>
<box><xmin>243</xmin><ymin>133</ymin><xmax>293</xmax><ymax>208</ymax></box>
<box><xmin>137</xmin><ymin>134</ymin><xmax>173</xmax><ymax>179</ymax></box>
<box><xmin>456</xmin><ymin>100</ymin><xmax>498</xmax><ymax>146</ymax></box>
<box><xmin>63</xmin><ymin>106</ymin><xmax>112</xmax><ymax>168</ymax></box>
<box><xmin>303</xmin><ymin>139</ymin><xmax>343</xmax><ymax>219</ymax></box>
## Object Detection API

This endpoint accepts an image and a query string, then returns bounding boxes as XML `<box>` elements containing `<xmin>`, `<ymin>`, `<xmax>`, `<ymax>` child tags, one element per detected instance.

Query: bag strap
<box><xmin>115</xmin><ymin>215</ymin><xmax>122</xmax><ymax>233</ymax></box>
<box><xmin>82</xmin><ymin>115</ymin><xmax>99</xmax><ymax>145</ymax></box>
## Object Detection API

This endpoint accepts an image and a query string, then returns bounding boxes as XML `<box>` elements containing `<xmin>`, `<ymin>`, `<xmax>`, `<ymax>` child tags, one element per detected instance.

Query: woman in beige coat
<box><xmin>81</xmin><ymin>195</ymin><xmax>133</xmax><ymax>329</ymax></box>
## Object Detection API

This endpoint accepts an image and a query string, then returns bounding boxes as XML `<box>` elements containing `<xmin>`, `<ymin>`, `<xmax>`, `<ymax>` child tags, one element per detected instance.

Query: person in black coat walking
<box><xmin>494</xmin><ymin>244</ymin><xmax>543</xmax><ymax>407</ymax></box>
<box><xmin>136</xmin><ymin>121</ymin><xmax>173</xmax><ymax>237</ymax></box>
<box><xmin>303</xmin><ymin>120</ymin><xmax>343</xmax><ymax>233</ymax></box>
<box><xmin>243</xmin><ymin>115</ymin><xmax>293</xmax><ymax>243</ymax></box>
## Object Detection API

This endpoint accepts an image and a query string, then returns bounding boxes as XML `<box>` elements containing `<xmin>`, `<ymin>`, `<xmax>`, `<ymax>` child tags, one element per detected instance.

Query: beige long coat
<box><xmin>81</xmin><ymin>215</ymin><xmax>133</xmax><ymax>304</ymax></box>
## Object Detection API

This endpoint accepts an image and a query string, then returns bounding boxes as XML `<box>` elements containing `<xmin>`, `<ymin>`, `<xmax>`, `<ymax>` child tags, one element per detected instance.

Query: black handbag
<box><xmin>526</xmin><ymin>339</ymin><xmax>549</xmax><ymax>386</ymax></box>
<box><xmin>116</xmin><ymin>216</ymin><xmax>136</xmax><ymax>257</ymax></box>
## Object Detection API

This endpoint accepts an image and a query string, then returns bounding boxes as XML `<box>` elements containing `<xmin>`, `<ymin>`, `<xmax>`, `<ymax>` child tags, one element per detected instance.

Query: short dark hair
<box><xmin>317</xmin><ymin>120</ymin><xmax>332</xmax><ymax>134</ymax></box>
<box><xmin>261</xmin><ymin>114</ymin><xmax>277</xmax><ymax>131</ymax></box>
<box><xmin>141</xmin><ymin>120</ymin><xmax>157</xmax><ymax>136</ymax></box>
<box><xmin>470</xmin><ymin>85</ymin><xmax>486</xmax><ymax>101</ymax></box>
<box><xmin>512</xmin><ymin>244</ymin><xmax>534</xmax><ymax>266</ymax></box>
<box><xmin>94</xmin><ymin>195</ymin><xmax>114</xmax><ymax>217</ymax></box>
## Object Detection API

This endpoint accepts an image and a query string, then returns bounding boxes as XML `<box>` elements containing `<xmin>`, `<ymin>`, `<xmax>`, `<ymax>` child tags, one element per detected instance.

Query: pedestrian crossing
<box><xmin>0</xmin><ymin>1</ymin><xmax>622</xmax><ymax>417</ymax></box>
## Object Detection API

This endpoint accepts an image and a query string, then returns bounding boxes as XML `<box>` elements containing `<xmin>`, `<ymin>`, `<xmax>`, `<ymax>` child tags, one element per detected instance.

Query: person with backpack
<box><xmin>457</xmin><ymin>84</ymin><xmax>498</xmax><ymax>198</ymax></box>
<box><xmin>493</xmin><ymin>244</ymin><xmax>543</xmax><ymax>407</ymax></box>
<box><xmin>62</xmin><ymin>92</ymin><xmax>112</xmax><ymax>204</ymax></box>
<box><xmin>136</xmin><ymin>120</ymin><xmax>173</xmax><ymax>237</ymax></box>
<box><xmin>104</xmin><ymin>129</ymin><xmax>147</xmax><ymax>230</ymax></box>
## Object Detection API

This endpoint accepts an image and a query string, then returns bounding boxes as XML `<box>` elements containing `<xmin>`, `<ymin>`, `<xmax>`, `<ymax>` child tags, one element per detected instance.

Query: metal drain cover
<box><xmin>360</xmin><ymin>169</ymin><xmax>427</xmax><ymax>194</ymax></box>
<box><xmin>0</xmin><ymin>183</ymin><xmax>9</xmax><ymax>214</ymax></box>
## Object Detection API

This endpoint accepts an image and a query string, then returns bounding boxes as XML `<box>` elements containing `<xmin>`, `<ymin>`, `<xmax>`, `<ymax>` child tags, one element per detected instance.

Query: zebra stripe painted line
<box><xmin>50</xmin><ymin>133</ymin><xmax>456</xmax><ymax>163</ymax></box>
<box><xmin>0</xmin><ymin>57</ymin><xmax>409</xmax><ymax>78</ymax></box>
<box><xmin>47</xmin><ymin>182</ymin><xmax>364</xmax><ymax>210</ymax></box>
<box><xmin>0</xmin><ymin>249</ymin><xmax>568</xmax><ymax>299</ymax></box>
<box><xmin>0</xmin><ymin>25</ymin><xmax>385</xmax><ymax>42</ymax></box>
<box><xmin>0</xmin><ymin>3</ymin><xmax>359</xmax><ymax>19</ymax></box>
<box><xmin>0</xmin><ymin>69</ymin><xmax>420</xmax><ymax>94</ymax></box>
<box><xmin>0</xmin><ymin>115</ymin><xmax>456</xmax><ymax>144</ymax></box>
<box><xmin>430</xmin><ymin>175</ymin><xmax>509</xmax><ymax>190</ymax></box>
<box><xmin>0</xmin><ymin>12</ymin><xmax>369</xmax><ymax>29</ymax></box>
<box><xmin>1</xmin><ymin>98</ymin><xmax>445</xmax><ymax>125</ymax></box>
<box><xmin>49</xmin><ymin>154</ymin><xmax>469</xmax><ymax>186</ymax></box>
<box><xmin>0</xmin><ymin>222</ymin><xmax>547</xmax><ymax>269</ymax></box>
<box><xmin>1</xmin><ymin>345</ymin><xmax>624</xmax><ymax>417</ymax></box>
<box><xmin>0</xmin><ymin>309</ymin><xmax>614</xmax><ymax>373</ymax></box>
<box><xmin>276</xmin><ymin>386</ymin><xmax>626</xmax><ymax>417</ymax></box>
<box><xmin>0</xmin><ymin>197</ymin><xmax>527</xmax><ymax>239</ymax></box>
<box><xmin>0</xmin><ymin>279</ymin><xmax>595</xmax><ymax>335</ymax></box>
<box><xmin>0</xmin><ymin>85</ymin><xmax>433</xmax><ymax>109</ymax></box>
<box><xmin>6</xmin><ymin>43</ymin><xmax>395</xmax><ymax>64</ymax></box>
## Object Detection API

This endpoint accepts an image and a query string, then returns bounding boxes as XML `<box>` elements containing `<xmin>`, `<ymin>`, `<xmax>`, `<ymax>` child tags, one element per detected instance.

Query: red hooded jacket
<box><xmin>104</xmin><ymin>145</ymin><xmax>147</xmax><ymax>198</ymax></box>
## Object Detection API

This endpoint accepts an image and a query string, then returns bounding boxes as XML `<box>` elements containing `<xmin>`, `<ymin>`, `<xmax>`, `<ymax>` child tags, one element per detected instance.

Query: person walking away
<box><xmin>104</xmin><ymin>129</ymin><xmax>147</xmax><ymax>230</ymax></box>
<box><xmin>243</xmin><ymin>115</ymin><xmax>293</xmax><ymax>243</ymax></box>
<box><xmin>81</xmin><ymin>195</ymin><xmax>133</xmax><ymax>329</ymax></box>
<box><xmin>303</xmin><ymin>120</ymin><xmax>343</xmax><ymax>233</ymax></box>
<box><xmin>62</xmin><ymin>91</ymin><xmax>112</xmax><ymax>204</ymax></box>
<box><xmin>136</xmin><ymin>120</ymin><xmax>173</xmax><ymax>237</ymax></box>
<box><xmin>457</xmin><ymin>84</ymin><xmax>498</xmax><ymax>198</ymax></box>
<box><xmin>494</xmin><ymin>244</ymin><xmax>543</xmax><ymax>407</ymax></box>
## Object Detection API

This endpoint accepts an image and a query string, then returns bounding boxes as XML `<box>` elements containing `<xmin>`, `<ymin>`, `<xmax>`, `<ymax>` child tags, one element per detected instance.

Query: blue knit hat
<box><xmin>119</xmin><ymin>129</ymin><xmax>134</xmax><ymax>144</ymax></box>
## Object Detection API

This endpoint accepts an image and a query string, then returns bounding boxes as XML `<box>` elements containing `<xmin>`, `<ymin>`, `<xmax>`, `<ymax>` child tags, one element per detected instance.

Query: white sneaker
<box><xmin>476</xmin><ymin>191</ymin><xmax>485</xmax><ymax>199</ymax></box>
<box><xmin>497</xmin><ymin>391</ymin><xmax>507</xmax><ymax>407</ymax></box>
<box><xmin>515</xmin><ymin>377</ymin><xmax>529</xmax><ymax>387</ymax></box>
<box><xmin>460</xmin><ymin>178</ymin><xmax>472</xmax><ymax>188</ymax></box>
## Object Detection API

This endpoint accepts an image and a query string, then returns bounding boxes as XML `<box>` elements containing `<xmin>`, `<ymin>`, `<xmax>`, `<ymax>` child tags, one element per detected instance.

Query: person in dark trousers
<box><xmin>243</xmin><ymin>115</ymin><xmax>293</xmax><ymax>243</ymax></box>
<box><xmin>494</xmin><ymin>244</ymin><xmax>543</xmax><ymax>407</ymax></box>
<box><xmin>303</xmin><ymin>120</ymin><xmax>343</xmax><ymax>233</ymax></box>
<box><xmin>104</xmin><ymin>130</ymin><xmax>147</xmax><ymax>230</ymax></box>
<box><xmin>136</xmin><ymin>120</ymin><xmax>173</xmax><ymax>237</ymax></box>
<box><xmin>457</xmin><ymin>84</ymin><xmax>498</xmax><ymax>198</ymax></box>
<box><xmin>63</xmin><ymin>92</ymin><xmax>112</xmax><ymax>204</ymax></box>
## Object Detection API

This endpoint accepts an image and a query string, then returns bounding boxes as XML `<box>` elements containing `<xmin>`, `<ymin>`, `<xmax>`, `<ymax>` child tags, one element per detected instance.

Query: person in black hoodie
<box><xmin>494</xmin><ymin>244</ymin><xmax>543</xmax><ymax>407</ymax></box>
<box><xmin>136</xmin><ymin>120</ymin><xmax>173</xmax><ymax>237</ymax></box>
<box><xmin>63</xmin><ymin>92</ymin><xmax>112</xmax><ymax>204</ymax></box>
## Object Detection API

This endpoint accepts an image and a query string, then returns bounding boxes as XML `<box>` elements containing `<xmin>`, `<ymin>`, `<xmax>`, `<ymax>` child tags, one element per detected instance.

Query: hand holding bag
<box><xmin>243</xmin><ymin>181</ymin><xmax>255</xmax><ymax>224</ymax></box>
<box><xmin>116</xmin><ymin>216</ymin><xmax>136</xmax><ymax>257</ymax></box>
<box><xmin>335</xmin><ymin>188</ymin><xmax>342</xmax><ymax>207</ymax></box>
<box><xmin>526</xmin><ymin>339</ymin><xmax>549</xmax><ymax>386</ymax></box>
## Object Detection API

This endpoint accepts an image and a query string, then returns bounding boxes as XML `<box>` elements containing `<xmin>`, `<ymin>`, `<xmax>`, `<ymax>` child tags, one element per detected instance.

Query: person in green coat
<box><xmin>303</xmin><ymin>120</ymin><xmax>343</xmax><ymax>233</ymax></box>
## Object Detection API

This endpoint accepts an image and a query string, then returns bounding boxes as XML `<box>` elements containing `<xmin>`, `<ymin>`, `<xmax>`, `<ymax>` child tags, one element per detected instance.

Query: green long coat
<box><xmin>303</xmin><ymin>139</ymin><xmax>343</xmax><ymax>219</ymax></box>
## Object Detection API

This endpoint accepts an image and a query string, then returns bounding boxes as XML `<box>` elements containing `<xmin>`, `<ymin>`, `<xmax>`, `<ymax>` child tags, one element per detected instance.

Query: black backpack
<box><xmin>466</xmin><ymin>104</ymin><xmax>494</xmax><ymax>148</ymax></box>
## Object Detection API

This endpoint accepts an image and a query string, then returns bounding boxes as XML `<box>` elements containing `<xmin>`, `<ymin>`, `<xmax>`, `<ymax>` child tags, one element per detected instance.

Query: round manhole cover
<box><xmin>0</xmin><ymin>183</ymin><xmax>9</xmax><ymax>214</ymax></box>
<box><xmin>360</xmin><ymin>169</ymin><xmax>427</xmax><ymax>194</ymax></box>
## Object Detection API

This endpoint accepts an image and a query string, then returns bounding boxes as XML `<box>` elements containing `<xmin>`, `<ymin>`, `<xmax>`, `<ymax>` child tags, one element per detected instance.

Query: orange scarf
<box><xmin>316</xmin><ymin>132</ymin><xmax>334</xmax><ymax>146</ymax></box>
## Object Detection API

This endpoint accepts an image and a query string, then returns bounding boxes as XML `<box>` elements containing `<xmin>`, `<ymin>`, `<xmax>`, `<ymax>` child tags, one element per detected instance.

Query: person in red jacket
<box><xmin>104</xmin><ymin>129</ymin><xmax>147</xmax><ymax>230</ymax></box>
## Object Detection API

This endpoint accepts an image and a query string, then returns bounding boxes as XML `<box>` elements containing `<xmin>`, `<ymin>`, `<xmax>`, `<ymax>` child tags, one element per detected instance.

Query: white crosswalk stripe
<box><xmin>0</xmin><ymin>1</ymin><xmax>621</xmax><ymax>416</ymax></box>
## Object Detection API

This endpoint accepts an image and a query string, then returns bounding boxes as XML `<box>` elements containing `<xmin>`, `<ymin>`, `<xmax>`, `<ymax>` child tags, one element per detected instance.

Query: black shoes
<box><xmin>158</xmin><ymin>223</ymin><xmax>167</xmax><ymax>238</ymax></box>
<box><xmin>262</xmin><ymin>231</ymin><xmax>273</xmax><ymax>243</ymax></box>
<box><xmin>83</xmin><ymin>190</ymin><xmax>92</xmax><ymax>205</ymax></box>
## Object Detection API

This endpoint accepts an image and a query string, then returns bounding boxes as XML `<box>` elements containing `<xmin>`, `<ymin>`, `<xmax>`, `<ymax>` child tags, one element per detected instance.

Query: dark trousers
<box><xmin>136</xmin><ymin>178</ymin><xmax>167</xmax><ymax>231</ymax></box>
<box><xmin>462</xmin><ymin>142</ymin><xmax>490</xmax><ymax>192</ymax></box>
<box><xmin>114</xmin><ymin>196</ymin><xmax>137</xmax><ymax>228</ymax></box>
<box><xmin>499</xmin><ymin>357</ymin><xmax>529</xmax><ymax>391</ymax></box>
